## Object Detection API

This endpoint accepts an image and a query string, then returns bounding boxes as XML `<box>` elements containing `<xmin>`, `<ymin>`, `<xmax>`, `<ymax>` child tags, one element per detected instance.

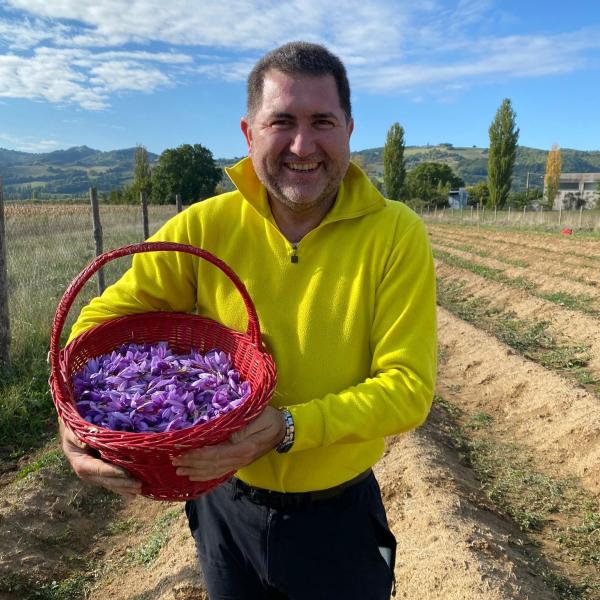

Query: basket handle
<box><xmin>49</xmin><ymin>241</ymin><xmax>264</xmax><ymax>373</ymax></box>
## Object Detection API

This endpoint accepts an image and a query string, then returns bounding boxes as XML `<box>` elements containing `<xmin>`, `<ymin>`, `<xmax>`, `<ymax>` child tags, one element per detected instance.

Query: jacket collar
<box><xmin>225</xmin><ymin>157</ymin><xmax>386</xmax><ymax>226</ymax></box>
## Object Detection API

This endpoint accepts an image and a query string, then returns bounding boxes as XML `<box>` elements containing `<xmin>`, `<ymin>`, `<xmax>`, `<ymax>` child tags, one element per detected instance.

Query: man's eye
<box><xmin>315</xmin><ymin>120</ymin><xmax>335</xmax><ymax>129</ymax></box>
<box><xmin>271</xmin><ymin>120</ymin><xmax>292</xmax><ymax>128</ymax></box>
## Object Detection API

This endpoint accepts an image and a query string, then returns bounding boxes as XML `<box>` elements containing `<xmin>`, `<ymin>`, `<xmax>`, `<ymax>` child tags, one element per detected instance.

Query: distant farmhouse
<box><xmin>548</xmin><ymin>173</ymin><xmax>600</xmax><ymax>210</ymax></box>
<box><xmin>448</xmin><ymin>187</ymin><xmax>469</xmax><ymax>209</ymax></box>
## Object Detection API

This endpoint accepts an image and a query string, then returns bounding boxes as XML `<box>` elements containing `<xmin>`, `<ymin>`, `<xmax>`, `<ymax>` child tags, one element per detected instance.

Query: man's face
<box><xmin>241</xmin><ymin>69</ymin><xmax>354</xmax><ymax>214</ymax></box>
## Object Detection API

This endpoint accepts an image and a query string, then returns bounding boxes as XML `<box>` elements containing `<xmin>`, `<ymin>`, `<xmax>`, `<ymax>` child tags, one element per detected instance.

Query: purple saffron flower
<box><xmin>73</xmin><ymin>343</ymin><xmax>252</xmax><ymax>433</ymax></box>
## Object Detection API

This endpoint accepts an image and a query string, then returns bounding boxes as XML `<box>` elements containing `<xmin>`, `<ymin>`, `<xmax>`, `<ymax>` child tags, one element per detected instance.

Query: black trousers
<box><xmin>185</xmin><ymin>472</ymin><xmax>396</xmax><ymax>600</ymax></box>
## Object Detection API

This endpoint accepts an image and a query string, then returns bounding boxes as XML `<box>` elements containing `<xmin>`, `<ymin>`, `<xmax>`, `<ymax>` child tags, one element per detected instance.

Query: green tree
<box><xmin>382</xmin><ymin>122</ymin><xmax>406</xmax><ymax>200</ymax></box>
<box><xmin>151</xmin><ymin>144</ymin><xmax>222</xmax><ymax>205</ymax></box>
<box><xmin>133</xmin><ymin>145</ymin><xmax>153</xmax><ymax>200</ymax></box>
<box><xmin>465</xmin><ymin>181</ymin><xmax>489</xmax><ymax>207</ymax></box>
<box><xmin>487</xmin><ymin>98</ymin><xmax>519</xmax><ymax>208</ymax></box>
<box><xmin>405</xmin><ymin>162</ymin><xmax>463</xmax><ymax>208</ymax></box>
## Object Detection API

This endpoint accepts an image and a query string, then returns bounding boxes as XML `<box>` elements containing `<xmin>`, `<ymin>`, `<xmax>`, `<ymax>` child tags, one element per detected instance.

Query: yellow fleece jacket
<box><xmin>69</xmin><ymin>158</ymin><xmax>437</xmax><ymax>492</ymax></box>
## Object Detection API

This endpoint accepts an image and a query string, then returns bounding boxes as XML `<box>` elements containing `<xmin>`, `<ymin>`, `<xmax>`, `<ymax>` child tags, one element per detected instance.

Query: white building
<box><xmin>548</xmin><ymin>173</ymin><xmax>600</xmax><ymax>210</ymax></box>
<box><xmin>448</xmin><ymin>187</ymin><xmax>469</xmax><ymax>209</ymax></box>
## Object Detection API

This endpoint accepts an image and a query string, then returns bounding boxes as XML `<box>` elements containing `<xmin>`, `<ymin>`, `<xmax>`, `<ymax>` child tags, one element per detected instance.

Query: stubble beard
<box><xmin>261</xmin><ymin>157</ymin><xmax>349</xmax><ymax>214</ymax></box>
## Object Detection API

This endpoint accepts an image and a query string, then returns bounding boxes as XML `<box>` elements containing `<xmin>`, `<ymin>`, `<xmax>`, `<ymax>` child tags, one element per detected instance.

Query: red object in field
<box><xmin>49</xmin><ymin>242</ymin><xmax>277</xmax><ymax>502</ymax></box>
<box><xmin>561</xmin><ymin>228</ymin><xmax>573</xmax><ymax>235</ymax></box>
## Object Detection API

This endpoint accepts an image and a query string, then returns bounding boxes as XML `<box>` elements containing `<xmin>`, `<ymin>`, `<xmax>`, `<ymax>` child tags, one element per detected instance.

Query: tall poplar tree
<box><xmin>133</xmin><ymin>145</ymin><xmax>153</xmax><ymax>198</ymax></box>
<box><xmin>544</xmin><ymin>144</ymin><xmax>561</xmax><ymax>209</ymax></box>
<box><xmin>487</xmin><ymin>99</ymin><xmax>519</xmax><ymax>208</ymax></box>
<box><xmin>383</xmin><ymin>122</ymin><xmax>406</xmax><ymax>200</ymax></box>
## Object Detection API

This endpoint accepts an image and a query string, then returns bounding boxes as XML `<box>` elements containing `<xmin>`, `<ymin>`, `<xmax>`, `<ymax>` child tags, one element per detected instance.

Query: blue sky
<box><xmin>0</xmin><ymin>0</ymin><xmax>599</xmax><ymax>158</ymax></box>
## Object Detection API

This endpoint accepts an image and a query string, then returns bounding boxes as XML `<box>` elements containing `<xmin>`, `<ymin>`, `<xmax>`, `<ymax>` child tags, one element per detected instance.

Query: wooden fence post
<box><xmin>0</xmin><ymin>177</ymin><xmax>10</xmax><ymax>368</ymax></box>
<box><xmin>579</xmin><ymin>205</ymin><xmax>583</xmax><ymax>228</ymax></box>
<box><xmin>176</xmin><ymin>193</ymin><xmax>182</xmax><ymax>214</ymax></box>
<box><xmin>141</xmin><ymin>191</ymin><xmax>149</xmax><ymax>239</ymax></box>
<box><xmin>89</xmin><ymin>187</ymin><xmax>105</xmax><ymax>295</ymax></box>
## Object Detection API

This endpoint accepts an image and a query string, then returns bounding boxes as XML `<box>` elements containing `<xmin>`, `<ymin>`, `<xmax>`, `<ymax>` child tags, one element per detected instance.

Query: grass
<box><xmin>0</xmin><ymin>571</ymin><xmax>95</xmax><ymax>600</ymax></box>
<box><xmin>425</xmin><ymin>211</ymin><xmax>600</xmax><ymax>236</ymax></box>
<box><xmin>538</xmin><ymin>291</ymin><xmax>598</xmax><ymax>316</ymax></box>
<box><xmin>15</xmin><ymin>447</ymin><xmax>66</xmax><ymax>479</ymax></box>
<box><xmin>1</xmin><ymin>204</ymin><xmax>177</xmax><ymax>462</ymax></box>
<box><xmin>128</xmin><ymin>508</ymin><xmax>181</xmax><ymax>567</ymax></box>
<box><xmin>106</xmin><ymin>516</ymin><xmax>142</xmax><ymax>535</ymax></box>
<box><xmin>434</xmin><ymin>395</ymin><xmax>600</xmax><ymax>598</ymax></box>
<box><xmin>0</xmin><ymin>340</ymin><xmax>56</xmax><ymax>460</ymax></box>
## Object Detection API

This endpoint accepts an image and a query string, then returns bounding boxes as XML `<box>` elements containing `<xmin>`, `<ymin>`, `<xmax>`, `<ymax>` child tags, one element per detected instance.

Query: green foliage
<box><xmin>105</xmin><ymin>184</ymin><xmax>136</xmax><ymax>205</ymax></box>
<box><xmin>488</xmin><ymin>99</ymin><xmax>520</xmax><ymax>208</ymax></box>
<box><xmin>0</xmin><ymin>337</ymin><xmax>56</xmax><ymax>458</ymax></box>
<box><xmin>128</xmin><ymin>509</ymin><xmax>180</xmax><ymax>567</ymax></box>
<box><xmin>465</xmin><ymin>180</ymin><xmax>489</xmax><ymax>206</ymax></box>
<box><xmin>405</xmin><ymin>162</ymin><xmax>463</xmax><ymax>208</ymax></box>
<box><xmin>133</xmin><ymin>145</ymin><xmax>153</xmax><ymax>201</ymax></box>
<box><xmin>509</xmin><ymin>187</ymin><xmax>543</xmax><ymax>209</ymax></box>
<box><xmin>151</xmin><ymin>143</ymin><xmax>222</xmax><ymax>205</ymax></box>
<box><xmin>382</xmin><ymin>122</ymin><xmax>406</xmax><ymax>200</ymax></box>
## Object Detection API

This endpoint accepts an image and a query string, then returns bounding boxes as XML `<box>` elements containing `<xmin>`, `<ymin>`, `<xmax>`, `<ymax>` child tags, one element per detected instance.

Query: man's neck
<box><xmin>268</xmin><ymin>195</ymin><xmax>336</xmax><ymax>244</ymax></box>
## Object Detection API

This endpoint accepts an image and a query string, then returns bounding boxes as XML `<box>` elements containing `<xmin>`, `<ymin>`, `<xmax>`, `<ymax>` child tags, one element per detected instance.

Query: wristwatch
<box><xmin>276</xmin><ymin>407</ymin><xmax>295</xmax><ymax>453</ymax></box>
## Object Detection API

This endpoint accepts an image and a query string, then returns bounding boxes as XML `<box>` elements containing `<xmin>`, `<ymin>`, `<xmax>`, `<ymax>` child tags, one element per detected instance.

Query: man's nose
<box><xmin>289</xmin><ymin>126</ymin><xmax>317</xmax><ymax>157</ymax></box>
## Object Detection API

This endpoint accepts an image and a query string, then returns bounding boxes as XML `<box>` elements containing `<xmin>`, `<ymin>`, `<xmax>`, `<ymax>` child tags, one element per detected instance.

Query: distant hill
<box><xmin>353</xmin><ymin>144</ymin><xmax>600</xmax><ymax>192</ymax></box>
<box><xmin>2</xmin><ymin>144</ymin><xmax>600</xmax><ymax>199</ymax></box>
<box><xmin>0</xmin><ymin>146</ymin><xmax>159</xmax><ymax>199</ymax></box>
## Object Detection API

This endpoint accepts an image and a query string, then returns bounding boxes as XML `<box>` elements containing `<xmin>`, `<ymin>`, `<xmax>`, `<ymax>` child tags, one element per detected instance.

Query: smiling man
<box><xmin>60</xmin><ymin>42</ymin><xmax>437</xmax><ymax>599</ymax></box>
<box><xmin>240</xmin><ymin>67</ymin><xmax>353</xmax><ymax>243</ymax></box>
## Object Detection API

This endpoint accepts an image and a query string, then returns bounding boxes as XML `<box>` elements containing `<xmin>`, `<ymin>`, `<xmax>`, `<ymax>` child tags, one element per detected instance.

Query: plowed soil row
<box><xmin>431</xmin><ymin>231</ymin><xmax>600</xmax><ymax>285</ymax></box>
<box><xmin>435</xmin><ymin>260</ymin><xmax>600</xmax><ymax>375</ymax></box>
<box><xmin>430</xmin><ymin>242</ymin><xmax>600</xmax><ymax>307</ymax></box>
<box><xmin>429</xmin><ymin>224</ymin><xmax>600</xmax><ymax>263</ymax></box>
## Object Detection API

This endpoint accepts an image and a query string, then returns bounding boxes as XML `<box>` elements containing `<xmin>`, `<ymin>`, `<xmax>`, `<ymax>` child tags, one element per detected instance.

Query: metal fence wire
<box><xmin>2</xmin><ymin>193</ymin><xmax>178</xmax><ymax>359</ymax></box>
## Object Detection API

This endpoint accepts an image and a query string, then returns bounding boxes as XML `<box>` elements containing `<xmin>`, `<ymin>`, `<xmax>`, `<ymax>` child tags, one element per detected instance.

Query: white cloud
<box><xmin>0</xmin><ymin>132</ymin><xmax>61</xmax><ymax>152</ymax></box>
<box><xmin>0</xmin><ymin>45</ymin><xmax>189</xmax><ymax>109</ymax></box>
<box><xmin>0</xmin><ymin>0</ymin><xmax>599</xmax><ymax>110</ymax></box>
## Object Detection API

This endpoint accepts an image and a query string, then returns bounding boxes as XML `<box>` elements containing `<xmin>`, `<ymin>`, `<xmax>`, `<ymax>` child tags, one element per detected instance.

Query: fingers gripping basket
<box><xmin>49</xmin><ymin>242</ymin><xmax>277</xmax><ymax>501</ymax></box>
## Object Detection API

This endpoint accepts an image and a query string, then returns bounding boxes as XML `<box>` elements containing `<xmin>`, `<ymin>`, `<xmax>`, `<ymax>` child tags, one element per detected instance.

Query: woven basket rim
<box><xmin>54</xmin><ymin>311</ymin><xmax>276</xmax><ymax>448</ymax></box>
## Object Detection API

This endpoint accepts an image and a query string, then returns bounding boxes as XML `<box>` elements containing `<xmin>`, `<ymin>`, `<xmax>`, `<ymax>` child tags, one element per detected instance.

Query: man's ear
<box><xmin>240</xmin><ymin>117</ymin><xmax>253</xmax><ymax>153</ymax></box>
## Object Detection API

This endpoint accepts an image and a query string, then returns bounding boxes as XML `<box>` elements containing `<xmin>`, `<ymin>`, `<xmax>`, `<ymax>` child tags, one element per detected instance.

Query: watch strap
<box><xmin>276</xmin><ymin>407</ymin><xmax>295</xmax><ymax>453</ymax></box>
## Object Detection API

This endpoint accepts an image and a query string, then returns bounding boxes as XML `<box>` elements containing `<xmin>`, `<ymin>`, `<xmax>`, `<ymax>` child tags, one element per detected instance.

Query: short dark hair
<box><xmin>247</xmin><ymin>41</ymin><xmax>352</xmax><ymax>121</ymax></box>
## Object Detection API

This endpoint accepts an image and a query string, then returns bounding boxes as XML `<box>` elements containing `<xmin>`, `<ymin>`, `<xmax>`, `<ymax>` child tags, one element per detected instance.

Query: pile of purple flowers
<box><xmin>73</xmin><ymin>342</ymin><xmax>251</xmax><ymax>433</ymax></box>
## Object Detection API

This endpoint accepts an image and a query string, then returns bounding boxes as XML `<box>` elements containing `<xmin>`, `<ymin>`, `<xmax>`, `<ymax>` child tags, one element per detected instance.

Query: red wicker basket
<box><xmin>49</xmin><ymin>241</ymin><xmax>277</xmax><ymax>501</ymax></box>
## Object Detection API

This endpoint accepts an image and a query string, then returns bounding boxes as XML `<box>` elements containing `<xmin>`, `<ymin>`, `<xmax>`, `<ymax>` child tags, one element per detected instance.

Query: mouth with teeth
<box><xmin>284</xmin><ymin>161</ymin><xmax>320</xmax><ymax>172</ymax></box>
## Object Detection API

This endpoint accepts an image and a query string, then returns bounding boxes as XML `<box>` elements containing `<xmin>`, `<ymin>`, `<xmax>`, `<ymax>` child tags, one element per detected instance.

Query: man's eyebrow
<box><xmin>267</xmin><ymin>111</ymin><xmax>340</xmax><ymax>121</ymax></box>
<box><xmin>313</xmin><ymin>112</ymin><xmax>339</xmax><ymax>121</ymax></box>
<box><xmin>270</xmin><ymin>112</ymin><xmax>295</xmax><ymax>120</ymax></box>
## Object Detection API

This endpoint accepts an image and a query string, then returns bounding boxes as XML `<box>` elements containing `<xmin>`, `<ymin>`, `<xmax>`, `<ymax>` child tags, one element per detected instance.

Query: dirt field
<box><xmin>1</xmin><ymin>222</ymin><xmax>599</xmax><ymax>599</ymax></box>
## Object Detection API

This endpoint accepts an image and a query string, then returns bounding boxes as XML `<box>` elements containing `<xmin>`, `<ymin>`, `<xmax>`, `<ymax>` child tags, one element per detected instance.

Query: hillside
<box><xmin>2</xmin><ymin>144</ymin><xmax>600</xmax><ymax>199</ymax></box>
<box><xmin>355</xmin><ymin>144</ymin><xmax>600</xmax><ymax>192</ymax></box>
<box><xmin>0</xmin><ymin>146</ymin><xmax>159</xmax><ymax>199</ymax></box>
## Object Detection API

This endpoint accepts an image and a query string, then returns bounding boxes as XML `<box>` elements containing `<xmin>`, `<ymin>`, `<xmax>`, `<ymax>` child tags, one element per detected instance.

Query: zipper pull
<box><xmin>291</xmin><ymin>243</ymin><xmax>299</xmax><ymax>264</ymax></box>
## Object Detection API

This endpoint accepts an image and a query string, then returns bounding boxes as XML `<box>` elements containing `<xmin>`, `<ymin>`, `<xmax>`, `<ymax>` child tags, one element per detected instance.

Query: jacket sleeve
<box><xmin>286</xmin><ymin>218</ymin><xmax>437</xmax><ymax>451</ymax></box>
<box><xmin>67</xmin><ymin>214</ymin><xmax>198</xmax><ymax>344</ymax></box>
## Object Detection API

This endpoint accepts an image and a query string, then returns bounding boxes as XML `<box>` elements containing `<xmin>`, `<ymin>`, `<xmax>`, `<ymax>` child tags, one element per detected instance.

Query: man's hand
<box><xmin>171</xmin><ymin>406</ymin><xmax>286</xmax><ymax>481</ymax></box>
<box><xmin>59</xmin><ymin>420</ymin><xmax>142</xmax><ymax>499</ymax></box>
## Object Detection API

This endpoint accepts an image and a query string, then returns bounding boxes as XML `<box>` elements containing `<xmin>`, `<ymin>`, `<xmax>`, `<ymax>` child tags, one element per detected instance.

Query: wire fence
<box><xmin>1</xmin><ymin>189</ymin><xmax>179</xmax><ymax>363</ymax></box>
<box><xmin>420</xmin><ymin>205</ymin><xmax>600</xmax><ymax>232</ymax></box>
